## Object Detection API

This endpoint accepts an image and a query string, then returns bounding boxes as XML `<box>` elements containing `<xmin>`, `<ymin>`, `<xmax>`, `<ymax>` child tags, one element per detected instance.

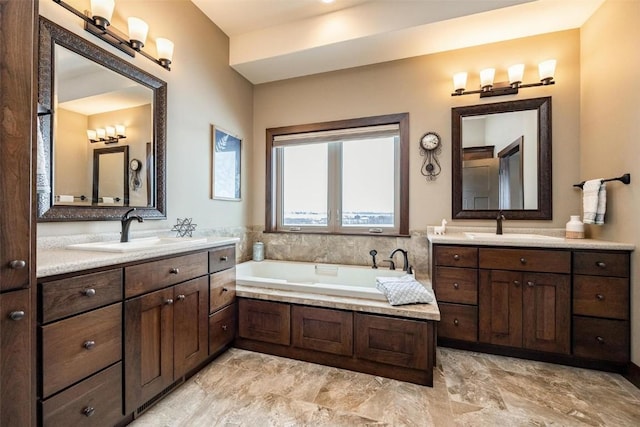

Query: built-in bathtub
<box><xmin>236</xmin><ymin>259</ymin><xmax>411</xmax><ymax>301</ymax></box>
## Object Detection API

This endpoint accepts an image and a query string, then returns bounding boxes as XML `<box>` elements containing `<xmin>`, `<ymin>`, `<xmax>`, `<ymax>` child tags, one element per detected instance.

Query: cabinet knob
<box><xmin>9</xmin><ymin>310</ymin><xmax>25</xmax><ymax>321</ymax></box>
<box><xmin>596</xmin><ymin>293</ymin><xmax>605</xmax><ymax>301</ymax></box>
<box><xmin>176</xmin><ymin>294</ymin><xmax>186</xmax><ymax>301</ymax></box>
<box><xmin>169</xmin><ymin>268</ymin><xmax>180</xmax><ymax>274</ymax></box>
<box><xmin>220</xmin><ymin>256</ymin><xmax>229</xmax><ymax>262</ymax></box>
<box><xmin>165</xmin><ymin>298</ymin><xmax>174</xmax><ymax>305</ymax></box>
<box><xmin>222</xmin><ymin>324</ymin><xmax>228</xmax><ymax>331</ymax></box>
<box><xmin>520</xmin><ymin>257</ymin><xmax>526</xmax><ymax>264</ymax></box>
<box><xmin>453</xmin><ymin>318</ymin><xmax>459</xmax><ymax>326</ymax></box>
<box><xmin>513</xmin><ymin>280</ymin><xmax>520</xmax><ymax>286</ymax></box>
<box><xmin>9</xmin><ymin>260</ymin><xmax>26</xmax><ymax>269</ymax></box>
<box><xmin>527</xmin><ymin>281</ymin><xmax>535</xmax><ymax>287</ymax></box>
<box><xmin>83</xmin><ymin>340</ymin><xmax>96</xmax><ymax>350</ymax></box>
<box><xmin>453</xmin><ymin>283</ymin><xmax>459</xmax><ymax>289</ymax></box>
<box><xmin>596</xmin><ymin>261</ymin><xmax>606</xmax><ymax>268</ymax></box>
<box><xmin>83</xmin><ymin>407</ymin><xmax>95</xmax><ymax>417</ymax></box>
<box><xmin>453</xmin><ymin>254</ymin><xmax>460</xmax><ymax>261</ymax></box>
<box><xmin>595</xmin><ymin>336</ymin><xmax>605</xmax><ymax>344</ymax></box>
<box><xmin>83</xmin><ymin>288</ymin><xmax>96</xmax><ymax>297</ymax></box>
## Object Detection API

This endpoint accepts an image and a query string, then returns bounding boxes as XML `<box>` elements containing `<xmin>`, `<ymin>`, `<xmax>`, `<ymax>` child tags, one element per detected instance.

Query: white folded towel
<box><xmin>376</xmin><ymin>275</ymin><xmax>435</xmax><ymax>306</ymax></box>
<box><xmin>583</xmin><ymin>179</ymin><xmax>606</xmax><ymax>225</ymax></box>
<box><xmin>58</xmin><ymin>195</ymin><xmax>74</xmax><ymax>202</ymax></box>
<box><xmin>102</xmin><ymin>196</ymin><xmax>114</xmax><ymax>204</ymax></box>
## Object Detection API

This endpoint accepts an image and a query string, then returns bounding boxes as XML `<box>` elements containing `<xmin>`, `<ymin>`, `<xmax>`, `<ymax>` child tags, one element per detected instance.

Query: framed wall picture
<box><xmin>211</xmin><ymin>125</ymin><xmax>241</xmax><ymax>200</ymax></box>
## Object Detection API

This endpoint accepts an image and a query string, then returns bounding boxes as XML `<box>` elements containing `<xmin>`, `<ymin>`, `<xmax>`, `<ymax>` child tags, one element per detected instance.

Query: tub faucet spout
<box><xmin>389</xmin><ymin>248</ymin><xmax>410</xmax><ymax>272</ymax></box>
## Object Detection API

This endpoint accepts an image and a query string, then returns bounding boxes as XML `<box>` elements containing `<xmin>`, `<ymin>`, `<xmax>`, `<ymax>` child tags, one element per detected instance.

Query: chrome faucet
<box><xmin>496</xmin><ymin>211</ymin><xmax>505</xmax><ymax>235</ymax></box>
<box><xmin>389</xmin><ymin>248</ymin><xmax>412</xmax><ymax>274</ymax></box>
<box><xmin>121</xmin><ymin>208</ymin><xmax>144</xmax><ymax>242</ymax></box>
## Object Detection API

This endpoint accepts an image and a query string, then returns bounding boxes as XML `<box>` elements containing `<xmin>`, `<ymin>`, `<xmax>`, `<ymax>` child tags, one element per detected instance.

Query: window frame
<box><xmin>265</xmin><ymin>113</ymin><xmax>409</xmax><ymax>236</ymax></box>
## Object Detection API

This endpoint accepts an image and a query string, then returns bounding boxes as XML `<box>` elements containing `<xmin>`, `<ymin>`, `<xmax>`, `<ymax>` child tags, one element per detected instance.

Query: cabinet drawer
<box><xmin>209</xmin><ymin>245</ymin><xmax>236</xmax><ymax>273</ymax></box>
<box><xmin>355</xmin><ymin>313</ymin><xmax>430</xmax><ymax>370</ymax></box>
<box><xmin>41</xmin><ymin>269</ymin><xmax>123</xmax><ymax>323</ymax></box>
<box><xmin>238</xmin><ymin>299</ymin><xmax>290</xmax><ymax>345</ymax></box>
<box><xmin>479</xmin><ymin>248</ymin><xmax>570</xmax><ymax>273</ymax></box>
<box><xmin>42</xmin><ymin>303</ymin><xmax>122</xmax><ymax>397</ymax></box>
<box><xmin>573</xmin><ymin>276</ymin><xmax>629</xmax><ymax>320</ymax></box>
<box><xmin>42</xmin><ymin>362</ymin><xmax>122</xmax><ymax>427</ymax></box>
<box><xmin>437</xmin><ymin>303</ymin><xmax>478</xmax><ymax>342</ymax></box>
<box><xmin>433</xmin><ymin>267</ymin><xmax>477</xmax><ymax>304</ymax></box>
<box><xmin>125</xmin><ymin>252</ymin><xmax>208</xmax><ymax>298</ymax></box>
<box><xmin>292</xmin><ymin>306</ymin><xmax>353</xmax><ymax>356</ymax></box>
<box><xmin>573</xmin><ymin>251</ymin><xmax>629</xmax><ymax>277</ymax></box>
<box><xmin>209</xmin><ymin>303</ymin><xmax>237</xmax><ymax>356</ymax></box>
<box><xmin>210</xmin><ymin>268</ymin><xmax>236</xmax><ymax>313</ymax></box>
<box><xmin>573</xmin><ymin>316</ymin><xmax>629</xmax><ymax>363</ymax></box>
<box><xmin>434</xmin><ymin>246</ymin><xmax>478</xmax><ymax>268</ymax></box>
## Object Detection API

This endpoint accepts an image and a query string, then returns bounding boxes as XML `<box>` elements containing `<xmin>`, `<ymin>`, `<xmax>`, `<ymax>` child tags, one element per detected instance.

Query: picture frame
<box><xmin>211</xmin><ymin>125</ymin><xmax>242</xmax><ymax>200</ymax></box>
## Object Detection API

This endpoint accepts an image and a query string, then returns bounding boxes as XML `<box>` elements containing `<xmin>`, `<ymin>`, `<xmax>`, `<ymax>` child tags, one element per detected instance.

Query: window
<box><xmin>266</xmin><ymin>113</ymin><xmax>409</xmax><ymax>235</ymax></box>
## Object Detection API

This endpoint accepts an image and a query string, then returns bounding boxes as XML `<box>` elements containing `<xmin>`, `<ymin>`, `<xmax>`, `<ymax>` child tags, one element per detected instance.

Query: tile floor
<box><xmin>131</xmin><ymin>347</ymin><xmax>640</xmax><ymax>426</ymax></box>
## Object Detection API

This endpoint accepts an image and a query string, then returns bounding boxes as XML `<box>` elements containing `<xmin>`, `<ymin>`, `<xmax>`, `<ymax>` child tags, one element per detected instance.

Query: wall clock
<box><xmin>419</xmin><ymin>131</ymin><xmax>442</xmax><ymax>181</ymax></box>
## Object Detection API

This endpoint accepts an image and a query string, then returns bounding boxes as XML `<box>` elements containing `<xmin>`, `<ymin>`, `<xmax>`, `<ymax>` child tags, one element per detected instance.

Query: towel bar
<box><xmin>573</xmin><ymin>173</ymin><xmax>630</xmax><ymax>189</ymax></box>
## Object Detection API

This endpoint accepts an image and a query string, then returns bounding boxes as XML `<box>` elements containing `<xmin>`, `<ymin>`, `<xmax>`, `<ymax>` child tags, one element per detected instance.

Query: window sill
<box><xmin>262</xmin><ymin>230</ymin><xmax>410</xmax><ymax>238</ymax></box>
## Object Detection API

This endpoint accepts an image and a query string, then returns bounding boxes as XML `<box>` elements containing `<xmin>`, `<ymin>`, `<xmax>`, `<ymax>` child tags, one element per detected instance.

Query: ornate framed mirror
<box><xmin>452</xmin><ymin>97</ymin><xmax>552</xmax><ymax>220</ymax></box>
<box><xmin>37</xmin><ymin>17</ymin><xmax>166</xmax><ymax>221</ymax></box>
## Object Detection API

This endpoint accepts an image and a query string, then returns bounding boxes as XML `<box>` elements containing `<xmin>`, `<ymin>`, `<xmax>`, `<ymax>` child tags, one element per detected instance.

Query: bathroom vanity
<box><xmin>37</xmin><ymin>239</ymin><xmax>237</xmax><ymax>425</ymax></box>
<box><xmin>429</xmin><ymin>231</ymin><xmax>633</xmax><ymax>373</ymax></box>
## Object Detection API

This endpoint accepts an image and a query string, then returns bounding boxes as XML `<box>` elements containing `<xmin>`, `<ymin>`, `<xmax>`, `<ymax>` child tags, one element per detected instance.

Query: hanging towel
<box><xmin>36</xmin><ymin>118</ymin><xmax>51</xmax><ymax>194</ymax></box>
<box><xmin>101</xmin><ymin>196</ymin><xmax>115</xmax><ymax>204</ymax></box>
<box><xmin>58</xmin><ymin>195</ymin><xmax>74</xmax><ymax>203</ymax></box>
<box><xmin>583</xmin><ymin>179</ymin><xmax>606</xmax><ymax>225</ymax></box>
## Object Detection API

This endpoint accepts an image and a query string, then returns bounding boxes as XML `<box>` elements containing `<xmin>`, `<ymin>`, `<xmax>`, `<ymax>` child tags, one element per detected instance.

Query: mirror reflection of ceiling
<box><xmin>55</xmin><ymin>45</ymin><xmax>152</xmax><ymax>115</ymax></box>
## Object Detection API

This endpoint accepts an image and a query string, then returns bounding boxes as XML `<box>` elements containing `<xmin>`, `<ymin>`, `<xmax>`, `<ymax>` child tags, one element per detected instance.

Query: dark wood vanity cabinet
<box><xmin>432</xmin><ymin>243</ymin><xmax>631</xmax><ymax>371</ymax></box>
<box><xmin>208</xmin><ymin>246</ymin><xmax>237</xmax><ymax>356</ymax></box>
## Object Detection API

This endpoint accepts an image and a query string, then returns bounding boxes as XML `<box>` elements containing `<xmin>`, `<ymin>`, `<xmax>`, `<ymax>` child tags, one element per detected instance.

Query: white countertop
<box><xmin>37</xmin><ymin>236</ymin><xmax>240</xmax><ymax>278</ymax></box>
<box><xmin>427</xmin><ymin>231</ymin><xmax>634</xmax><ymax>251</ymax></box>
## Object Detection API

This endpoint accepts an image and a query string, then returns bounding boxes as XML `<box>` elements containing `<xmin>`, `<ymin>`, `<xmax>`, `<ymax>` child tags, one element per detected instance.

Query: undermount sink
<box><xmin>66</xmin><ymin>236</ymin><xmax>208</xmax><ymax>253</ymax></box>
<box><xmin>463</xmin><ymin>232</ymin><xmax>563</xmax><ymax>241</ymax></box>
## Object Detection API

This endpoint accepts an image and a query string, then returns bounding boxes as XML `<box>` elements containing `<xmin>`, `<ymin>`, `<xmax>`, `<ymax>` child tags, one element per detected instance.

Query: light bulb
<box><xmin>156</xmin><ymin>38</ymin><xmax>174</xmax><ymax>64</ymax></box>
<box><xmin>538</xmin><ymin>59</ymin><xmax>556</xmax><ymax>84</ymax></box>
<box><xmin>128</xmin><ymin>17</ymin><xmax>149</xmax><ymax>50</ymax></box>
<box><xmin>508</xmin><ymin>64</ymin><xmax>525</xmax><ymax>87</ymax></box>
<box><xmin>90</xmin><ymin>0</ymin><xmax>115</xmax><ymax>27</ymax></box>
<box><xmin>453</xmin><ymin>72</ymin><xmax>467</xmax><ymax>94</ymax></box>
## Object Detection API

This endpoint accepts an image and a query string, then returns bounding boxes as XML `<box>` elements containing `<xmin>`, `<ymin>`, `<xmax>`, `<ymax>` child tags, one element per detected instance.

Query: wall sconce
<box><xmin>52</xmin><ymin>0</ymin><xmax>174</xmax><ymax>70</ymax></box>
<box><xmin>452</xmin><ymin>59</ymin><xmax>556</xmax><ymax>97</ymax></box>
<box><xmin>87</xmin><ymin>125</ymin><xmax>126</xmax><ymax>144</ymax></box>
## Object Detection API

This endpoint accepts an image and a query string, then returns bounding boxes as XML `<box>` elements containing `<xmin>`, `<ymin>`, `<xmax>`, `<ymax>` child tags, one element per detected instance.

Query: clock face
<box><xmin>421</xmin><ymin>132</ymin><xmax>440</xmax><ymax>150</ymax></box>
<box><xmin>130</xmin><ymin>159</ymin><xmax>140</xmax><ymax>171</ymax></box>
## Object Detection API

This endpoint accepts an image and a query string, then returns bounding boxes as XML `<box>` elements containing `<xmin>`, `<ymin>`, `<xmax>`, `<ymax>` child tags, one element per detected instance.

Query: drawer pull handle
<box><xmin>453</xmin><ymin>283</ymin><xmax>459</xmax><ymax>289</ymax></box>
<box><xmin>520</xmin><ymin>257</ymin><xmax>526</xmax><ymax>264</ymax></box>
<box><xmin>513</xmin><ymin>280</ymin><xmax>520</xmax><ymax>286</ymax></box>
<box><xmin>222</xmin><ymin>324</ymin><xmax>228</xmax><ymax>331</ymax></box>
<box><xmin>9</xmin><ymin>260</ymin><xmax>26</xmax><ymax>269</ymax></box>
<box><xmin>596</xmin><ymin>261</ymin><xmax>606</xmax><ymax>268</ymax></box>
<box><xmin>165</xmin><ymin>298</ymin><xmax>174</xmax><ymax>305</ymax></box>
<box><xmin>595</xmin><ymin>336</ymin><xmax>605</xmax><ymax>344</ymax></box>
<box><xmin>453</xmin><ymin>254</ymin><xmax>460</xmax><ymax>261</ymax></box>
<box><xmin>83</xmin><ymin>340</ymin><xmax>96</xmax><ymax>350</ymax></box>
<box><xmin>220</xmin><ymin>256</ymin><xmax>229</xmax><ymax>262</ymax></box>
<box><xmin>83</xmin><ymin>406</ymin><xmax>95</xmax><ymax>417</ymax></box>
<box><xmin>83</xmin><ymin>288</ymin><xmax>96</xmax><ymax>297</ymax></box>
<box><xmin>527</xmin><ymin>281</ymin><xmax>535</xmax><ymax>287</ymax></box>
<box><xmin>453</xmin><ymin>318</ymin><xmax>459</xmax><ymax>326</ymax></box>
<box><xmin>9</xmin><ymin>311</ymin><xmax>25</xmax><ymax>321</ymax></box>
<box><xmin>169</xmin><ymin>268</ymin><xmax>180</xmax><ymax>274</ymax></box>
<box><xmin>176</xmin><ymin>294</ymin><xmax>186</xmax><ymax>301</ymax></box>
<box><xmin>596</xmin><ymin>293</ymin><xmax>605</xmax><ymax>301</ymax></box>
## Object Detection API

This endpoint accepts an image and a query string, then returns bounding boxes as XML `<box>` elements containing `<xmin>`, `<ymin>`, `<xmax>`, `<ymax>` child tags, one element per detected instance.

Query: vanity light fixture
<box><xmin>52</xmin><ymin>0</ymin><xmax>174</xmax><ymax>71</ymax></box>
<box><xmin>451</xmin><ymin>60</ymin><xmax>556</xmax><ymax>98</ymax></box>
<box><xmin>87</xmin><ymin>125</ymin><xmax>126</xmax><ymax>144</ymax></box>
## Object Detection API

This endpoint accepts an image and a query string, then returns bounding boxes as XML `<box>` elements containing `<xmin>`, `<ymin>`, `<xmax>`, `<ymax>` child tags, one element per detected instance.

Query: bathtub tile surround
<box><xmin>131</xmin><ymin>347</ymin><xmax>640</xmax><ymax>426</ymax></box>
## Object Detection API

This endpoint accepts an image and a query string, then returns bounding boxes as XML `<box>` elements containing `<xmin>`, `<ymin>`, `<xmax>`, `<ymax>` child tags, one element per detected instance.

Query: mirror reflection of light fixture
<box><xmin>451</xmin><ymin>59</ymin><xmax>556</xmax><ymax>97</ymax></box>
<box><xmin>88</xmin><ymin>125</ymin><xmax>126</xmax><ymax>144</ymax></box>
<box><xmin>52</xmin><ymin>0</ymin><xmax>174</xmax><ymax>70</ymax></box>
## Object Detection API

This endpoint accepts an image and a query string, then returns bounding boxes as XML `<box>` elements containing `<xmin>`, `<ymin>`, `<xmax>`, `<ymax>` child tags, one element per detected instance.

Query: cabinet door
<box><xmin>0</xmin><ymin>289</ymin><xmax>31</xmax><ymax>426</ymax></box>
<box><xmin>124</xmin><ymin>288</ymin><xmax>174</xmax><ymax>413</ymax></box>
<box><xmin>238</xmin><ymin>299</ymin><xmax>290</xmax><ymax>345</ymax></box>
<box><xmin>0</xmin><ymin>0</ymin><xmax>34</xmax><ymax>293</ymax></box>
<box><xmin>479</xmin><ymin>270</ymin><xmax>522</xmax><ymax>347</ymax></box>
<box><xmin>292</xmin><ymin>306</ymin><xmax>353</xmax><ymax>356</ymax></box>
<box><xmin>174</xmin><ymin>277</ymin><xmax>209</xmax><ymax>378</ymax></box>
<box><xmin>522</xmin><ymin>273</ymin><xmax>570</xmax><ymax>354</ymax></box>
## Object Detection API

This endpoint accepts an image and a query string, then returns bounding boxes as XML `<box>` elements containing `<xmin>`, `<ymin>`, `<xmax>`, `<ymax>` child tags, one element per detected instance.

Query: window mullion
<box><xmin>328</xmin><ymin>142</ymin><xmax>341</xmax><ymax>233</ymax></box>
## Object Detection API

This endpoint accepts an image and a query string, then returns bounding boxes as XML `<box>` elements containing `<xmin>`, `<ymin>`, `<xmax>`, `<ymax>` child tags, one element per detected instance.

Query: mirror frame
<box><xmin>37</xmin><ymin>17</ymin><xmax>167</xmax><ymax>221</ymax></box>
<box><xmin>452</xmin><ymin>97</ymin><xmax>552</xmax><ymax>220</ymax></box>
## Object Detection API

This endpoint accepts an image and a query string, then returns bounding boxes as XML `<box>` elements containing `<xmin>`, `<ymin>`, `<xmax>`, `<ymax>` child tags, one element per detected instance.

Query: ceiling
<box><xmin>191</xmin><ymin>0</ymin><xmax>605</xmax><ymax>84</ymax></box>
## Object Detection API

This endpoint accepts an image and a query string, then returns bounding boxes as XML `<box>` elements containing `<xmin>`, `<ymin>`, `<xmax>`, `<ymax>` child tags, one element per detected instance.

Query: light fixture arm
<box><xmin>52</xmin><ymin>0</ymin><xmax>172</xmax><ymax>70</ymax></box>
